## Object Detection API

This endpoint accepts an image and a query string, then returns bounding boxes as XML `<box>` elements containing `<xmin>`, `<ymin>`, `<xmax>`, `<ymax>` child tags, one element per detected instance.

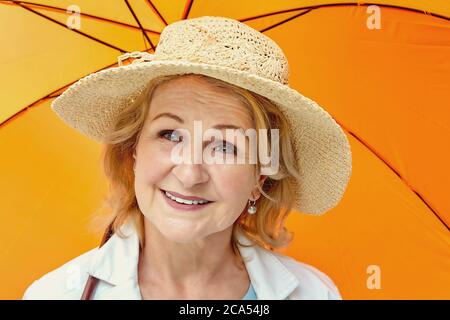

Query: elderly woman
<box><xmin>23</xmin><ymin>16</ymin><xmax>351</xmax><ymax>300</ymax></box>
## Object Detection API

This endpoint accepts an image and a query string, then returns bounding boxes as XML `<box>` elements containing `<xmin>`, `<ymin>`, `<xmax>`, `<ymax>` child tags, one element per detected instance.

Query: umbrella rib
<box><xmin>124</xmin><ymin>0</ymin><xmax>155</xmax><ymax>51</ymax></box>
<box><xmin>145</xmin><ymin>0</ymin><xmax>168</xmax><ymax>26</ymax></box>
<box><xmin>15</xmin><ymin>2</ymin><xmax>127</xmax><ymax>53</ymax></box>
<box><xmin>0</xmin><ymin>0</ymin><xmax>160</xmax><ymax>34</ymax></box>
<box><xmin>182</xmin><ymin>0</ymin><xmax>194</xmax><ymax>20</ymax></box>
<box><xmin>0</xmin><ymin>61</ymin><xmax>119</xmax><ymax>128</ymax></box>
<box><xmin>240</xmin><ymin>7</ymin><xmax>314</xmax><ymax>23</ymax></box>
<box><xmin>337</xmin><ymin>121</ymin><xmax>450</xmax><ymax>231</ymax></box>
<box><xmin>259</xmin><ymin>9</ymin><xmax>313</xmax><ymax>33</ymax></box>
<box><xmin>239</xmin><ymin>3</ymin><xmax>449</xmax><ymax>23</ymax></box>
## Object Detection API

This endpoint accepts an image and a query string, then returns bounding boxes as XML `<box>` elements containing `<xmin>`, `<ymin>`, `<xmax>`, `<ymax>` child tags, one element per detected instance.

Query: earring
<box><xmin>247</xmin><ymin>199</ymin><xmax>257</xmax><ymax>215</ymax></box>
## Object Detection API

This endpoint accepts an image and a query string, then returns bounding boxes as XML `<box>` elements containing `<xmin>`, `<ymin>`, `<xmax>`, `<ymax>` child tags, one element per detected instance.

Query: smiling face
<box><xmin>133</xmin><ymin>75</ymin><xmax>266</xmax><ymax>243</ymax></box>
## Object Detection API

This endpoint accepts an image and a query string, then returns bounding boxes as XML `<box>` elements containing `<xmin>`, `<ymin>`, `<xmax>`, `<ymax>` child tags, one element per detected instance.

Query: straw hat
<box><xmin>51</xmin><ymin>15</ymin><xmax>352</xmax><ymax>215</ymax></box>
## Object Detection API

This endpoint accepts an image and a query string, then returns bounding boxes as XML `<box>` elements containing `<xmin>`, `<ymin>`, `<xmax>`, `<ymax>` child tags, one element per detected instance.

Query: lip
<box><xmin>163</xmin><ymin>190</ymin><xmax>210</xmax><ymax>201</ymax></box>
<box><xmin>160</xmin><ymin>189</ymin><xmax>213</xmax><ymax>211</ymax></box>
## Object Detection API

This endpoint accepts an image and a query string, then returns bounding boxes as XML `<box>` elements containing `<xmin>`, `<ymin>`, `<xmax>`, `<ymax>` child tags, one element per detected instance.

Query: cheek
<box><xmin>213</xmin><ymin>165</ymin><xmax>255</xmax><ymax>202</ymax></box>
<box><xmin>135</xmin><ymin>142</ymin><xmax>172</xmax><ymax>186</ymax></box>
<box><xmin>208</xmin><ymin>166</ymin><xmax>255</xmax><ymax>228</ymax></box>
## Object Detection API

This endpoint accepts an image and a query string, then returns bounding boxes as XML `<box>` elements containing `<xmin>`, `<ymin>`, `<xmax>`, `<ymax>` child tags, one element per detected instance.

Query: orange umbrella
<box><xmin>1</xmin><ymin>0</ymin><xmax>449</xmax><ymax>299</ymax></box>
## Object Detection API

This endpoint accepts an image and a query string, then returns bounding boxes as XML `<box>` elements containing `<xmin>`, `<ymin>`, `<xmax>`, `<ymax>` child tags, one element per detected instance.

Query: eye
<box><xmin>213</xmin><ymin>141</ymin><xmax>237</xmax><ymax>155</ymax></box>
<box><xmin>158</xmin><ymin>130</ymin><xmax>182</xmax><ymax>143</ymax></box>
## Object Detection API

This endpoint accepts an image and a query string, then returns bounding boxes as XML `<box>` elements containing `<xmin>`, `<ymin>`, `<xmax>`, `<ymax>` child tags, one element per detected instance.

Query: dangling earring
<box><xmin>247</xmin><ymin>199</ymin><xmax>257</xmax><ymax>215</ymax></box>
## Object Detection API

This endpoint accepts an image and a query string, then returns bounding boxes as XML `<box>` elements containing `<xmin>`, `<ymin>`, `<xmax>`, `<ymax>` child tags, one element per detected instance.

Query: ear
<box><xmin>251</xmin><ymin>175</ymin><xmax>268</xmax><ymax>201</ymax></box>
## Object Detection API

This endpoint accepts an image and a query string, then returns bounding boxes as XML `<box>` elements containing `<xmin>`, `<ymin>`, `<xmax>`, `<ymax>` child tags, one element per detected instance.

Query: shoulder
<box><xmin>22</xmin><ymin>247</ymin><xmax>98</xmax><ymax>300</ymax></box>
<box><xmin>272</xmin><ymin>251</ymin><xmax>342</xmax><ymax>300</ymax></box>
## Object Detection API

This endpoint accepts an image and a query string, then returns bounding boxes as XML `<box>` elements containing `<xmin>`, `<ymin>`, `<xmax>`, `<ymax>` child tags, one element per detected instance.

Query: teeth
<box><xmin>165</xmin><ymin>191</ymin><xmax>209</xmax><ymax>205</ymax></box>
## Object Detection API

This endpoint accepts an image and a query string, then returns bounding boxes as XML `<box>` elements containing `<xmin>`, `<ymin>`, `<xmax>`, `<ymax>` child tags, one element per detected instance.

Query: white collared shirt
<box><xmin>22</xmin><ymin>221</ymin><xmax>342</xmax><ymax>300</ymax></box>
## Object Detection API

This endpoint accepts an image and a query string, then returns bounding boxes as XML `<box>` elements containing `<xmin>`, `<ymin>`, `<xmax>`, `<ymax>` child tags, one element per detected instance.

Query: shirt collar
<box><xmin>87</xmin><ymin>221</ymin><xmax>299</xmax><ymax>299</ymax></box>
<box><xmin>87</xmin><ymin>221</ymin><xmax>140</xmax><ymax>286</ymax></box>
<box><xmin>235</xmin><ymin>231</ymin><xmax>299</xmax><ymax>299</ymax></box>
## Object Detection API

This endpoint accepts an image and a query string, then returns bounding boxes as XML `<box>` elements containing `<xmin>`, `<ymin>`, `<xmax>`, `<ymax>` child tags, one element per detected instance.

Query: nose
<box><xmin>172</xmin><ymin>162</ymin><xmax>209</xmax><ymax>189</ymax></box>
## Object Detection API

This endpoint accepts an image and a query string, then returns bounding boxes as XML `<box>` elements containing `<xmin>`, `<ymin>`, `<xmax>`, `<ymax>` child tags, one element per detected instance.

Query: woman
<box><xmin>23</xmin><ymin>16</ymin><xmax>351</xmax><ymax>300</ymax></box>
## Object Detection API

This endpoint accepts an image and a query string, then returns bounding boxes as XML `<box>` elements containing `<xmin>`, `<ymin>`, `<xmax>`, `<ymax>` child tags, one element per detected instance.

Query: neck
<box><xmin>138</xmin><ymin>219</ymin><xmax>243</xmax><ymax>289</ymax></box>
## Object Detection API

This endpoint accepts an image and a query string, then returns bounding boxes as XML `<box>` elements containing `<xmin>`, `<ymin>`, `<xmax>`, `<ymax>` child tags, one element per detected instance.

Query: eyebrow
<box><xmin>151</xmin><ymin>112</ymin><xmax>246</xmax><ymax>131</ymax></box>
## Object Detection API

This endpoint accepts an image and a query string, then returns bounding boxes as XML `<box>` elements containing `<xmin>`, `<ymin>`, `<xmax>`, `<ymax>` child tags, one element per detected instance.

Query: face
<box><xmin>133</xmin><ymin>75</ymin><xmax>266</xmax><ymax>243</ymax></box>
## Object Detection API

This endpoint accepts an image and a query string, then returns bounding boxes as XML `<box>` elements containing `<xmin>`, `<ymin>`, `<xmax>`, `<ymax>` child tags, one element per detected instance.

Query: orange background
<box><xmin>0</xmin><ymin>0</ymin><xmax>449</xmax><ymax>299</ymax></box>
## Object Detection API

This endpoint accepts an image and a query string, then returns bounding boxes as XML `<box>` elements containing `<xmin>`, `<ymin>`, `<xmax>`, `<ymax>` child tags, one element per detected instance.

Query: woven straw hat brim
<box><xmin>51</xmin><ymin>59</ymin><xmax>352</xmax><ymax>215</ymax></box>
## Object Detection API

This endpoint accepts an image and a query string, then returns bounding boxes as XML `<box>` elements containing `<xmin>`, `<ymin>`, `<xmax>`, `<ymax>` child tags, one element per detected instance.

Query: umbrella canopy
<box><xmin>1</xmin><ymin>0</ymin><xmax>449</xmax><ymax>299</ymax></box>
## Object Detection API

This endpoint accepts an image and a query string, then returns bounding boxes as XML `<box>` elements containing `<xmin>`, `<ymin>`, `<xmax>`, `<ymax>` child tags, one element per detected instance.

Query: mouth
<box><xmin>160</xmin><ymin>189</ymin><xmax>213</xmax><ymax>211</ymax></box>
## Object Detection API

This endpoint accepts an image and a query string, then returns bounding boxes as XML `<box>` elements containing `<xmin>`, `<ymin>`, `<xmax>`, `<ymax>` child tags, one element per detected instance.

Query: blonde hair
<box><xmin>91</xmin><ymin>73</ymin><xmax>302</xmax><ymax>268</ymax></box>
